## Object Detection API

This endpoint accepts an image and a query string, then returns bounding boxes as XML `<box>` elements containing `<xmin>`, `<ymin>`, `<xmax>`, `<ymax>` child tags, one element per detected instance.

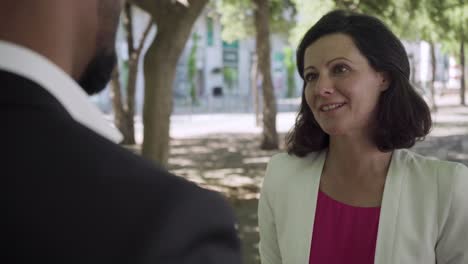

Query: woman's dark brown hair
<box><xmin>287</xmin><ymin>10</ymin><xmax>432</xmax><ymax>157</ymax></box>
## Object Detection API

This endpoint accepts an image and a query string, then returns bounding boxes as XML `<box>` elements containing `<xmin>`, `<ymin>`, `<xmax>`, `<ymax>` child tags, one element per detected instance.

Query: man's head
<box><xmin>0</xmin><ymin>0</ymin><xmax>124</xmax><ymax>94</ymax></box>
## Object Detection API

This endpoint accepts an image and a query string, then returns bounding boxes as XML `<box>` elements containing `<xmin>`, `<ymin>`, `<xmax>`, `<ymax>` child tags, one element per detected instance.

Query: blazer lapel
<box><xmin>287</xmin><ymin>151</ymin><xmax>326</xmax><ymax>263</ymax></box>
<box><xmin>374</xmin><ymin>149</ymin><xmax>406</xmax><ymax>264</ymax></box>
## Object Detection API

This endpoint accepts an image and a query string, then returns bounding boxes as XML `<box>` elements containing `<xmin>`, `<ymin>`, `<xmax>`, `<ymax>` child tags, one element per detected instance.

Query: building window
<box><xmin>207</xmin><ymin>17</ymin><xmax>214</xmax><ymax>46</ymax></box>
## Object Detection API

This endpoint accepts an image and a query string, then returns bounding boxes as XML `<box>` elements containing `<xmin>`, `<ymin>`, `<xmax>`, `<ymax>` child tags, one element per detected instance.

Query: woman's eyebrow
<box><xmin>326</xmin><ymin>57</ymin><xmax>352</xmax><ymax>66</ymax></box>
<box><xmin>304</xmin><ymin>57</ymin><xmax>353</xmax><ymax>72</ymax></box>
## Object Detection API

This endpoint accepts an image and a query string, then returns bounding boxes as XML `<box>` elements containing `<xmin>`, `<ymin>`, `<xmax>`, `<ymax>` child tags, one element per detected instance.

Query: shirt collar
<box><xmin>0</xmin><ymin>40</ymin><xmax>122</xmax><ymax>143</ymax></box>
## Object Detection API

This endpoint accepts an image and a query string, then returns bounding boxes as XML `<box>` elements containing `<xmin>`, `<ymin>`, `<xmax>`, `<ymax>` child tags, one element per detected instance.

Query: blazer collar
<box><xmin>288</xmin><ymin>150</ymin><xmax>327</xmax><ymax>263</ymax></box>
<box><xmin>290</xmin><ymin>149</ymin><xmax>405</xmax><ymax>263</ymax></box>
<box><xmin>374</xmin><ymin>149</ymin><xmax>406</xmax><ymax>264</ymax></box>
<box><xmin>0</xmin><ymin>40</ymin><xmax>122</xmax><ymax>143</ymax></box>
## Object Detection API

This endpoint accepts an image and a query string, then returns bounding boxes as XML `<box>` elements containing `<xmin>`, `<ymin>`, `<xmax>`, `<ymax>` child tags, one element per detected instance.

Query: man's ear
<box><xmin>379</xmin><ymin>71</ymin><xmax>391</xmax><ymax>91</ymax></box>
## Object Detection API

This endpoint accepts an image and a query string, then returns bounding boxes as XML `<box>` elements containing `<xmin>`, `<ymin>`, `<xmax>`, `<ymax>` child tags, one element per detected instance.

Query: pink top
<box><xmin>309</xmin><ymin>190</ymin><xmax>381</xmax><ymax>264</ymax></box>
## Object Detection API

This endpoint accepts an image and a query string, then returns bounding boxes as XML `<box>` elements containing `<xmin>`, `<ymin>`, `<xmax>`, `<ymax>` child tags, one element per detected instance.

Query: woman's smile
<box><xmin>320</xmin><ymin>102</ymin><xmax>347</xmax><ymax>112</ymax></box>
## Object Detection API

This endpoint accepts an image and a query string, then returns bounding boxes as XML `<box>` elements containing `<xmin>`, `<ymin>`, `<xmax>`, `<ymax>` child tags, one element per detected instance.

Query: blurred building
<box><xmin>91</xmin><ymin>6</ymin><xmax>463</xmax><ymax>115</ymax></box>
<box><xmin>404</xmin><ymin>41</ymin><xmax>461</xmax><ymax>94</ymax></box>
<box><xmin>172</xmin><ymin>8</ymin><xmax>298</xmax><ymax>113</ymax></box>
<box><xmin>91</xmin><ymin>5</ymin><xmax>300</xmax><ymax>115</ymax></box>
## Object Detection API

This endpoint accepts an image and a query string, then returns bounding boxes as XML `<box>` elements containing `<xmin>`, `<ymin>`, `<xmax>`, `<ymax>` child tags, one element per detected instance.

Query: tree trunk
<box><xmin>429</xmin><ymin>41</ymin><xmax>437</xmax><ymax>111</ymax></box>
<box><xmin>250</xmin><ymin>54</ymin><xmax>261</xmax><ymax>127</ymax></box>
<box><xmin>141</xmin><ymin>0</ymin><xmax>208</xmax><ymax>166</ymax></box>
<box><xmin>109</xmin><ymin>2</ymin><xmax>137</xmax><ymax>145</ymax></box>
<box><xmin>110</xmin><ymin>67</ymin><xmax>129</xmax><ymax>143</ymax></box>
<box><xmin>110</xmin><ymin>2</ymin><xmax>154</xmax><ymax>145</ymax></box>
<box><xmin>253</xmin><ymin>0</ymin><xmax>278</xmax><ymax>150</ymax></box>
<box><xmin>122</xmin><ymin>2</ymin><xmax>136</xmax><ymax>143</ymax></box>
<box><xmin>460</xmin><ymin>38</ymin><xmax>465</xmax><ymax>106</ymax></box>
<box><xmin>123</xmin><ymin>57</ymin><xmax>137</xmax><ymax>144</ymax></box>
<box><xmin>142</xmin><ymin>34</ymin><xmax>174</xmax><ymax>166</ymax></box>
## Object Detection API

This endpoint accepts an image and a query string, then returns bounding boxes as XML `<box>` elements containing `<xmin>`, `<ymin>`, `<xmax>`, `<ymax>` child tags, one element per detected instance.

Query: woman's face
<box><xmin>303</xmin><ymin>33</ymin><xmax>389</xmax><ymax>137</ymax></box>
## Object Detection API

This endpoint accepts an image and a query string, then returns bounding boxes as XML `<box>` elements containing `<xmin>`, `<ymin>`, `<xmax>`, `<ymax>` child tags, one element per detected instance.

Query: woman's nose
<box><xmin>315</xmin><ymin>75</ymin><xmax>334</xmax><ymax>96</ymax></box>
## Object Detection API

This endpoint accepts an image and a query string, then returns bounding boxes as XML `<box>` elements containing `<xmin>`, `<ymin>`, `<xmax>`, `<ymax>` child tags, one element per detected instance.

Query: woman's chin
<box><xmin>322</xmin><ymin>126</ymin><xmax>346</xmax><ymax>136</ymax></box>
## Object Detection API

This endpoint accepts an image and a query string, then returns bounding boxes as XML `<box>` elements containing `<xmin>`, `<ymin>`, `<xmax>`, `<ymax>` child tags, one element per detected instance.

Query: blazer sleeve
<box><xmin>258</xmin><ymin>157</ymin><xmax>282</xmax><ymax>264</ymax></box>
<box><xmin>436</xmin><ymin>163</ymin><xmax>468</xmax><ymax>264</ymax></box>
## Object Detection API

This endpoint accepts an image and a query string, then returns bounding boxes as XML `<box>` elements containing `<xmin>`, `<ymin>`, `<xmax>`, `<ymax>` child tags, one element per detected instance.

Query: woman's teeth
<box><xmin>321</xmin><ymin>103</ymin><xmax>345</xmax><ymax>112</ymax></box>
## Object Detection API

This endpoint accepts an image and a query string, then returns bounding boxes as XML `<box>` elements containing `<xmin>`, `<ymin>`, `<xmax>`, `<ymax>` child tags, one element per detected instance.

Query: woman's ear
<box><xmin>379</xmin><ymin>72</ymin><xmax>391</xmax><ymax>91</ymax></box>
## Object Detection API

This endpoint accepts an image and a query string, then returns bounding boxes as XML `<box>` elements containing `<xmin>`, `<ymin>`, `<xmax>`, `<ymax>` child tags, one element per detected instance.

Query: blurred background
<box><xmin>90</xmin><ymin>1</ymin><xmax>467</xmax><ymax>263</ymax></box>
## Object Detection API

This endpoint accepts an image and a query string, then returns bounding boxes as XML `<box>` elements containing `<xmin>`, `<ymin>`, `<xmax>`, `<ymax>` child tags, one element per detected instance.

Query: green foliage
<box><xmin>427</xmin><ymin>0</ymin><xmax>467</xmax><ymax>57</ymax></box>
<box><xmin>214</xmin><ymin>0</ymin><xmax>297</xmax><ymax>42</ymax></box>
<box><xmin>283</xmin><ymin>47</ymin><xmax>296</xmax><ymax>97</ymax></box>
<box><xmin>289</xmin><ymin>0</ymin><xmax>335</xmax><ymax>45</ymax></box>
<box><xmin>120</xmin><ymin>60</ymin><xmax>130</xmax><ymax>98</ymax></box>
<box><xmin>292</xmin><ymin>0</ymin><xmax>429</xmax><ymax>43</ymax></box>
<box><xmin>384</xmin><ymin>1</ymin><xmax>435</xmax><ymax>43</ymax></box>
<box><xmin>223</xmin><ymin>67</ymin><xmax>237</xmax><ymax>90</ymax></box>
<box><xmin>188</xmin><ymin>33</ymin><xmax>199</xmax><ymax>104</ymax></box>
<box><xmin>288</xmin><ymin>0</ymin><xmax>400</xmax><ymax>45</ymax></box>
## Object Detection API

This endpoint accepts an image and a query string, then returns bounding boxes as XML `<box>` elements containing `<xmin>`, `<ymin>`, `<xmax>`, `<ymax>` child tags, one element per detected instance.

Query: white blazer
<box><xmin>258</xmin><ymin>149</ymin><xmax>468</xmax><ymax>264</ymax></box>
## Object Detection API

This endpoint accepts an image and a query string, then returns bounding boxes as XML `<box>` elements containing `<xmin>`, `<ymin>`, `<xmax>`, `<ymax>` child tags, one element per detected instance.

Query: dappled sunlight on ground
<box><xmin>165</xmin><ymin>129</ymin><xmax>468</xmax><ymax>264</ymax></box>
<box><xmin>168</xmin><ymin>133</ymin><xmax>284</xmax><ymax>201</ymax></box>
<box><xmin>412</xmin><ymin>135</ymin><xmax>468</xmax><ymax>166</ymax></box>
<box><xmin>167</xmin><ymin>134</ymin><xmax>283</xmax><ymax>264</ymax></box>
<box><xmin>124</xmin><ymin>107</ymin><xmax>468</xmax><ymax>264</ymax></box>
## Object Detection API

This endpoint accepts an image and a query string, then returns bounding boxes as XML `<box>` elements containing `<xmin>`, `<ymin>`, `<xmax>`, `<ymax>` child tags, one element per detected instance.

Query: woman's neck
<box><xmin>325</xmin><ymin>135</ymin><xmax>392</xmax><ymax>183</ymax></box>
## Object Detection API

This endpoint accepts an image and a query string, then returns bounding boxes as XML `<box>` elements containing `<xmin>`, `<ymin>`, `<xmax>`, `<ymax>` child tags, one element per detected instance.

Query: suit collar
<box><xmin>0</xmin><ymin>40</ymin><xmax>122</xmax><ymax>143</ymax></box>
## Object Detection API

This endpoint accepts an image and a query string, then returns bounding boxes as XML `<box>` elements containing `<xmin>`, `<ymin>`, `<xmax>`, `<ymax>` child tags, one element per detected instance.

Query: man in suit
<box><xmin>2</xmin><ymin>0</ymin><xmax>242</xmax><ymax>263</ymax></box>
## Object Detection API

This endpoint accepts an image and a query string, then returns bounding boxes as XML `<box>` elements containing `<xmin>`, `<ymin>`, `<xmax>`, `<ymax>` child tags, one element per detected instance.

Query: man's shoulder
<box><xmin>66</xmin><ymin>121</ymin><xmax>202</xmax><ymax>193</ymax></box>
<box><xmin>6</xmin><ymin>102</ymin><xmax>207</xmax><ymax>202</ymax></box>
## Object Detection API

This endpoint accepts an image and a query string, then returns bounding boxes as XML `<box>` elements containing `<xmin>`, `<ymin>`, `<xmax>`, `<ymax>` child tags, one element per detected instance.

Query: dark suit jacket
<box><xmin>3</xmin><ymin>70</ymin><xmax>242</xmax><ymax>263</ymax></box>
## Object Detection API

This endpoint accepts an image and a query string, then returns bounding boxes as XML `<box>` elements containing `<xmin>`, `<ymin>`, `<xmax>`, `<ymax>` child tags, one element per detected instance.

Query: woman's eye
<box><xmin>333</xmin><ymin>64</ymin><xmax>349</xmax><ymax>74</ymax></box>
<box><xmin>304</xmin><ymin>72</ymin><xmax>318</xmax><ymax>82</ymax></box>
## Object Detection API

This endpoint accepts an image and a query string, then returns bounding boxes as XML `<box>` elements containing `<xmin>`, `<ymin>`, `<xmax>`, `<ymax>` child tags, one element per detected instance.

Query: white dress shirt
<box><xmin>0</xmin><ymin>40</ymin><xmax>122</xmax><ymax>143</ymax></box>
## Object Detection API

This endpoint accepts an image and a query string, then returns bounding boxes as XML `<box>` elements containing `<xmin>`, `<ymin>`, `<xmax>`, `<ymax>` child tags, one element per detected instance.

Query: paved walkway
<box><xmin>410</xmin><ymin>95</ymin><xmax>468</xmax><ymax>166</ymax></box>
<box><xmin>122</xmin><ymin>93</ymin><xmax>468</xmax><ymax>167</ymax></box>
<box><xmin>127</xmin><ymin>94</ymin><xmax>468</xmax><ymax>264</ymax></box>
<box><xmin>130</xmin><ymin>96</ymin><xmax>468</xmax><ymax>138</ymax></box>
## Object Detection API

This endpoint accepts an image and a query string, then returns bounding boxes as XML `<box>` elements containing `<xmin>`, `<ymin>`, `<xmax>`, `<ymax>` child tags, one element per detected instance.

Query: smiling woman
<box><xmin>302</xmin><ymin>33</ymin><xmax>390</xmax><ymax>137</ymax></box>
<box><xmin>258</xmin><ymin>10</ymin><xmax>468</xmax><ymax>264</ymax></box>
<box><xmin>289</xmin><ymin>11</ymin><xmax>431</xmax><ymax>155</ymax></box>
